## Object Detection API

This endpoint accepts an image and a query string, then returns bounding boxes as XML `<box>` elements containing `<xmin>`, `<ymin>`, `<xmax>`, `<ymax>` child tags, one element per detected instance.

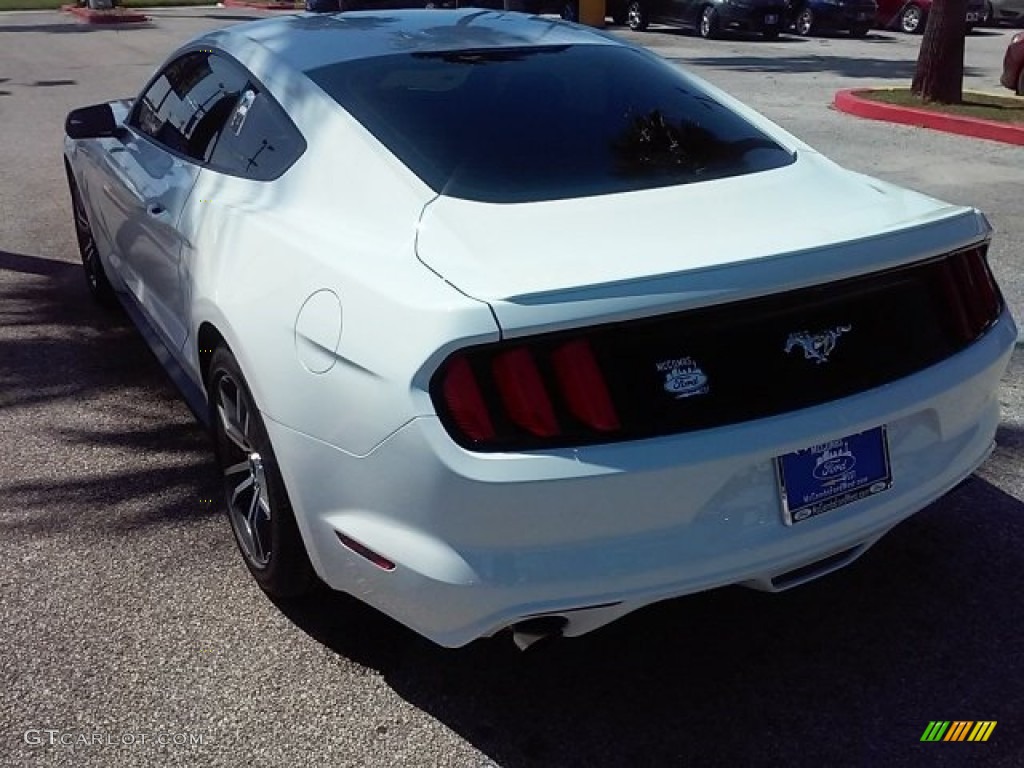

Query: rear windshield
<box><xmin>306</xmin><ymin>44</ymin><xmax>795</xmax><ymax>203</ymax></box>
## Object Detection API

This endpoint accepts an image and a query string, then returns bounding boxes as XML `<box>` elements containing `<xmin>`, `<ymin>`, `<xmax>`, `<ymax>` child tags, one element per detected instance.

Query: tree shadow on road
<box><xmin>0</xmin><ymin>249</ymin><xmax>219</xmax><ymax>535</ymax></box>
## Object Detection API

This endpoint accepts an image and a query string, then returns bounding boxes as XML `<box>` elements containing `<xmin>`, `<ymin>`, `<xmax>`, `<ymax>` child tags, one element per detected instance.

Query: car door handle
<box><xmin>147</xmin><ymin>203</ymin><xmax>167</xmax><ymax>217</ymax></box>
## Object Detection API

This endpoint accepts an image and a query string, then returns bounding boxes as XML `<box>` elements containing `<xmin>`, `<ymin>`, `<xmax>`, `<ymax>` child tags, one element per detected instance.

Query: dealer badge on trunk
<box><xmin>657</xmin><ymin>357</ymin><xmax>710</xmax><ymax>399</ymax></box>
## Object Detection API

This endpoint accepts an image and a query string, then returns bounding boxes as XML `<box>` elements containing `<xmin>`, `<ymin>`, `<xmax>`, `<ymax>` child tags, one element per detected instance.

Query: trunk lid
<box><xmin>415</xmin><ymin>152</ymin><xmax>985</xmax><ymax>335</ymax></box>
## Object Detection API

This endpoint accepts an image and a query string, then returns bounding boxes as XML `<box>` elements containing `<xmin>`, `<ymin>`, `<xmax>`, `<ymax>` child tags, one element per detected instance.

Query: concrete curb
<box><xmin>61</xmin><ymin>4</ymin><xmax>149</xmax><ymax>22</ymax></box>
<box><xmin>834</xmin><ymin>88</ymin><xmax>1024</xmax><ymax>147</ymax></box>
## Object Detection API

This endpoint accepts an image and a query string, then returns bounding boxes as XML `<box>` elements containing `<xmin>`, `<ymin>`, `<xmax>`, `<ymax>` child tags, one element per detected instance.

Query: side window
<box><xmin>208</xmin><ymin>86</ymin><xmax>305</xmax><ymax>181</ymax></box>
<box><xmin>132</xmin><ymin>52</ymin><xmax>248</xmax><ymax>164</ymax></box>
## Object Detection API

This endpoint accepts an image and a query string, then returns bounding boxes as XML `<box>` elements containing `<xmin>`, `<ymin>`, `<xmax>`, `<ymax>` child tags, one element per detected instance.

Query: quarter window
<box><xmin>132</xmin><ymin>52</ymin><xmax>249</xmax><ymax>164</ymax></box>
<box><xmin>208</xmin><ymin>86</ymin><xmax>305</xmax><ymax>181</ymax></box>
<box><xmin>132</xmin><ymin>50</ymin><xmax>305</xmax><ymax>180</ymax></box>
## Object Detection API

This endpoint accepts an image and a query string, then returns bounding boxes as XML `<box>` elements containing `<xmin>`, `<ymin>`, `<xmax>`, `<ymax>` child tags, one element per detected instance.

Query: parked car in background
<box><xmin>786</xmin><ymin>0</ymin><xmax>877</xmax><ymax>36</ymax></box>
<box><xmin>1001</xmin><ymin>30</ymin><xmax>1024</xmax><ymax>93</ymax></box>
<box><xmin>876</xmin><ymin>0</ymin><xmax>984</xmax><ymax>33</ymax></box>
<box><xmin>624</xmin><ymin>0</ymin><xmax>786</xmax><ymax>38</ymax></box>
<box><xmin>983</xmin><ymin>0</ymin><xmax>1024</xmax><ymax>25</ymax></box>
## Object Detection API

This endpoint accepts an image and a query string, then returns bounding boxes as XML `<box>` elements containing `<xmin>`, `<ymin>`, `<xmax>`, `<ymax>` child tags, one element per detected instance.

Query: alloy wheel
<box><xmin>68</xmin><ymin>178</ymin><xmax>115</xmax><ymax>307</ymax></box>
<box><xmin>627</xmin><ymin>1</ymin><xmax>647</xmax><ymax>29</ymax></box>
<box><xmin>700</xmin><ymin>5</ymin><xmax>718</xmax><ymax>37</ymax></box>
<box><xmin>900</xmin><ymin>4</ymin><xmax>922</xmax><ymax>32</ymax></box>
<box><xmin>216</xmin><ymin>372</ymin><xmax>273</xmax><ymax>569</ymax></box>
<box><xmin>72</xmin><ymin>189</ymin><xmax>101</xmax><ymax>292</ymax></box>
<box><xmin>796</xmin><ymin>7</ymin><xmax>814</xmax><ymax>34</ymax></box>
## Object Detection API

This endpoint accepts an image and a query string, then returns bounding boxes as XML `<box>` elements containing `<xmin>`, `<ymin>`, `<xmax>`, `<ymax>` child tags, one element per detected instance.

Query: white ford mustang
<box><xmin>64</xmin><ymin>9</ymin><xmax>1016</xmax><ymax>648</ymax></box>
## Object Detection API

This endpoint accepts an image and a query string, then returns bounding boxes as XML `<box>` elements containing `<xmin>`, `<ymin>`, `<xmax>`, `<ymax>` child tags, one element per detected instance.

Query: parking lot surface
<box><xmin>1</xmin><ymin>10</ymin><xmax>1022</xmax><ymax>767</ymax></box>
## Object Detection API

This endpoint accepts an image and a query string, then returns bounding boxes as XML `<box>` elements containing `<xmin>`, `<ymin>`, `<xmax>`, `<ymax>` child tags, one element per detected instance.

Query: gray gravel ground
<box><xmin>1</xmin><ymin>9</ymin><xmax>1022</xmax><ymax>767</ymax></box>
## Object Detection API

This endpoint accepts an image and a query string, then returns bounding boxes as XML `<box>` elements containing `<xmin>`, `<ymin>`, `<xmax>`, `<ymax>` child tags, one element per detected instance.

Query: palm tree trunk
<box><xmin>911</xmin><ymin>0</ymin><xmax>968</xmax><ymax>104</ymax></box>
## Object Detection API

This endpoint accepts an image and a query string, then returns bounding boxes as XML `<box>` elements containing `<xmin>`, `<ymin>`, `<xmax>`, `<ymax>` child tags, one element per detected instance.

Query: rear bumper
<box><xmin>718</xmin><ymin>4</ymin><xmax>786</xmax><ymax>31</ymax></box>
<box><xmin>807</xmin><ymin>3</ymin><xmax>875</xmax><ymax>28</ymax></box>
<box><xmin>269</xmin><ymin>311</ymin><xmax>1015</xmax><ymax>647</ymax></box>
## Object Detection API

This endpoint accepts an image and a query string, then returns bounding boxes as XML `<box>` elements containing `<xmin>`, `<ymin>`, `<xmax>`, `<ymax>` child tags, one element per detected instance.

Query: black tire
<box><xmin>1017</xmin><ymin>68</ymin><xmax>1024</xmax><ymax>97</ymax></box>
<box><xmin>626</xmin><ymin>0</ymin><xmax>647</xmax><ymax>30</ymax></box>
<box><xmin>850</xmin><ymin>23</ymin><xmax>870</xmax><ymax>36</ymax></box>
<box><xmin>699</xmin><ymin>4</ymin><xmax>720</xmax><ymax>38</ymax></box>
<box><xmin>794</xmin><ymin>6</ymin><xmax>815</xmax><ymax>35</ymax></box>
<box><xmin>899</xmin><ymin>3</ymin><xmax>924</xmax><ymax>33</ymax></box>
<box><xmin>209</xmin><ymin>347</ymin><xmax>315</xmax><ymax>598</ymax></box>
<box><xmin>67</xmin><ymin>173</ymin><xmax>116</xmax><ymax>308</ymax></box>
<box><xmin>610</xmin><ymin>4</ymin><xmax>627</xmax><ymax>24</ymax></box>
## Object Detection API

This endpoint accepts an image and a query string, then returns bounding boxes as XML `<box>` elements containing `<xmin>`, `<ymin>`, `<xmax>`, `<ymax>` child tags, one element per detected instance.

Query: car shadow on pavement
<box><xmin>0</xmin><ymin>249</ymin><xmax>220</xmax><ymax>535</ymax></box>
<box><xmin>277</xmin><ymin>468</ymin><xmax>1024</xmax><ymax>765</ymax></box>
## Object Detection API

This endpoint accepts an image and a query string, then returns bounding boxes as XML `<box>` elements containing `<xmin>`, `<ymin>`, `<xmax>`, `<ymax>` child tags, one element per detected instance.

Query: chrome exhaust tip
<box><xmin>510</xmin><ymin>616</ymin><xmax>567</xmax><ymax>651</ymax></box>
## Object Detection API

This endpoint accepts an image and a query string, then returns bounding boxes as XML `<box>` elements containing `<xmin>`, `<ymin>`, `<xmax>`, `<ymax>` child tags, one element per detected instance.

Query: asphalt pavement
<box><xmin>1</xmin><ymin>10</ymin><xmax>1022</xmax><ymax>767</ymax></box>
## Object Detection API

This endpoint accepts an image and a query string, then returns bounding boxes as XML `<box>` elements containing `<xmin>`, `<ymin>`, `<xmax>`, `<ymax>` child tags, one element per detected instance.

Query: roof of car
<box><xmin>208</xmin><ymin>9</ymin><xmax>620</xmax><ymax>73</ymax></box>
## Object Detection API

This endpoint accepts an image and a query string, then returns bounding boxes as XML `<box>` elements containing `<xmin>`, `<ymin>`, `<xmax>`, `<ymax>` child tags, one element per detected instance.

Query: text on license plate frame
<box><xmin>776</xmin><ymin>425</ymin><xmax>892</xmax><ymax>526</ymax></box>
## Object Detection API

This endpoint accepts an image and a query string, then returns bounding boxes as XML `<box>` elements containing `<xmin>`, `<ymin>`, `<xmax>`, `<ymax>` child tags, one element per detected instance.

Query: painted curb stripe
<box><xmin>834</xmin><ymin>89</ymin><xmax>1024</xmax><ymax>148</ymax></box>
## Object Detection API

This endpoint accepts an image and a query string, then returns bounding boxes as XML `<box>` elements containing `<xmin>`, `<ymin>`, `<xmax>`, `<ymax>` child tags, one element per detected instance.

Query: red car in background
<box><xmin>876</xmin><ymin>0</ymin><xmax>984</xmax><ymax>32</ymax></box>
<box><xmin>1001</xmin><ymin>31</ymin><xmax>1024</xmax><ymax>95</ymax></box>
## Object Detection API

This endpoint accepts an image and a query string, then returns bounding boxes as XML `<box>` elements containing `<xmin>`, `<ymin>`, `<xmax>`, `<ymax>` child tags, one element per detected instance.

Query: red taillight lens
<box><xmin>435</xmin><ymin>338</ymin><xmax>620</xmax><ymax>449</ymax></box>
<box><xmin>441</xmin><ymin>357</ymin><xmax>495</xmax><ymax>442</ymax></box>
<box><xmin>492</xmin><ymin>347</ymin><xmax>560</xmax><ymax>438</ymax></box>
<box><xmin>965</xmin><ymin>249</ymin><xmax>1000</xmax><ymax>325</ymax></box>
<box><xmin>551</xmin><ymin>339</ymin><xmax>620</xmax><ymax>432</ymax></box>
<box><xmin>938</xmin><ymin>259</ymin><xmax>974</xmax><ymax>342</ymax></box>
<box><xmin>938</xmin><ymin>247</ymin><xmax>1001</xmax><ymax>343</ymax></box>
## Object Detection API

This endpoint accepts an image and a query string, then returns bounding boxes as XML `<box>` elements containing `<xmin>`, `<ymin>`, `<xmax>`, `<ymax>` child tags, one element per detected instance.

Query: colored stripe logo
<box><xmin>920</xmin><ymin>721</ymin><xmax>997</xmax><ymax>742</ymax></box>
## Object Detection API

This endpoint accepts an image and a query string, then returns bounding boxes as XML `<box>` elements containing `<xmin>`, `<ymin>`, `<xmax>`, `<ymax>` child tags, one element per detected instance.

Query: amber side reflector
<box><xmin>336</xmin><ymin>532</ymin><xmax>395</xmax><ymax>571</ymax></box>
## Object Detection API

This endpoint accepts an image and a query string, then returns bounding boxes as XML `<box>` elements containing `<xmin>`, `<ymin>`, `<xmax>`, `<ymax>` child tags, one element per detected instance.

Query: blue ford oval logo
<box><xmin>812</xmin><ymin>443</ymin><xmax>856</xmax><ymax>481</ymax></box>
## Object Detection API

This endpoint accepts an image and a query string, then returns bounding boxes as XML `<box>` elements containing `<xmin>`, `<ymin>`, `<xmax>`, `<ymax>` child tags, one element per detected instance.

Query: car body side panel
<box><xmin>104</xmin><ymin>132</ymin><xmax>200</xmax><ymax>353</ymax></box>
<box><xmin>177</xmin><ymin>89</ymin><xmax>499</xmax><ymax>456</ymax></box>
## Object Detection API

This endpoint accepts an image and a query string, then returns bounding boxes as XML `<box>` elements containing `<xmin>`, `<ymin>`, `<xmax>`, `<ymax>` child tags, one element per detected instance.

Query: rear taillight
<box><xmin>551</xmin><ymin>339</ymin><xmax>620</xmax><ymax>432</ymax></box>
<box><xmin>435</xmin><ymin>337</ymin><xmax>620</xmax><ymax>450</ymax></box>
<box><xmin>940</xmin><ymin>246</ymin><xmax>1003</xmax><ymax>342</ymax></box>
<box><xmin>441</xmin><ymin>357</ymin><xmax>495</xmax><ymax>442</ymax></box>
<box><xmin>492</xmin><ymin>347</ymin><xmax>559</xmax><ymax>438</ymax></box>
<box><xmin>433</xmin><ymin>245</ymin><xmax>1003</xmax><ymax>453</ymax></box>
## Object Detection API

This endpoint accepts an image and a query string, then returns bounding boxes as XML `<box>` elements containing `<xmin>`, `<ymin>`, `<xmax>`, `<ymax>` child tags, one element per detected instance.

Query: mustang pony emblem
<box><xmin>784</xmin><ymin>325</ymin><xmax>852</xmax><ymax>364</ymax></box>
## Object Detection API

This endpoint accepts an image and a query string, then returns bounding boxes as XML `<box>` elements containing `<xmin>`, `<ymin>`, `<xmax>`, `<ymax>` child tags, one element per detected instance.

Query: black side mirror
<box><xmin>65</xmin><ymin>103</ymin><xmax>121</xmax><ymax>140</ymax></box>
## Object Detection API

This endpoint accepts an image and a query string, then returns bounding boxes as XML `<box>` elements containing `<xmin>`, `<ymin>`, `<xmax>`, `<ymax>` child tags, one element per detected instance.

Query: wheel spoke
<box><xmin>223</xmin><ymin>460</ymin><xmax>249</xmax><ymax>478</ymax></box>
<box><xmin>246</xmin><ymin>487</ymin><xmax>261</xmax><ymax>530</ymax></box>
<box><xmin>217</xmin><ymin>378</ymin><xmax>252</xmax><ymax>453</ymax></box>
<box><xmin>250</xmin><ymin>526</ymin><xmax>265</xmax><ymax>562</ymax></box>
<box><xmin>247</xmin><ymin>490</ymin><xmax>270</xmax><ymax>563</ymax></box>
<box><xmin>230</xmin><ymin>473</ymin><xmax>254</xmax><ymax>508</ymax></box>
